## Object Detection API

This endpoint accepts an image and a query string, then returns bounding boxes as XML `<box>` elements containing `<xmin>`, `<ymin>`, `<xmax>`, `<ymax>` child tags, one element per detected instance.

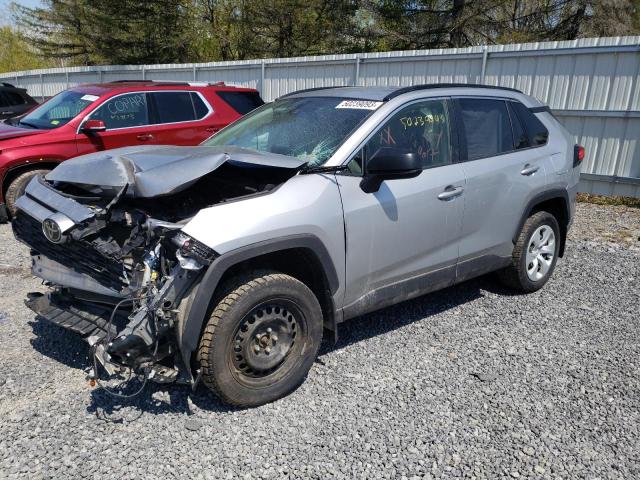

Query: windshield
<box><xmin>203</xmin><ymin>97</ymin><xmax>379</xmax><ymax>167</ymax></box>
<box><xmin>17</xmin><ymin>90</ymin><xmax>99</xmax><ymax>130</ymax></box>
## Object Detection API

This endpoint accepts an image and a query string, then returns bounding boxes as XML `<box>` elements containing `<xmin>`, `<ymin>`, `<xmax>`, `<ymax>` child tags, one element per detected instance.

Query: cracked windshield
<box><xmin>203</xmin><ymin>97</ymin><xmax>379</xmax><ymax>166</ymax></box>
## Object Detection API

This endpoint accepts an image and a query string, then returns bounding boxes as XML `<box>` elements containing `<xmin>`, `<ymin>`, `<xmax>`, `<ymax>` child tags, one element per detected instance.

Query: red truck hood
<box><xmin>0</xmin><ymin>122</ymin><xmax>43</xmax><ymax>141</ymax></box>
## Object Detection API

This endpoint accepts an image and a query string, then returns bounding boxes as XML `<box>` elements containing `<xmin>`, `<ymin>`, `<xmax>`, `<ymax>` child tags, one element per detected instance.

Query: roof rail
<box><xmin>383</xmin><ymin>83</ymin><xmax>522</xmax><ymax>101</ymax></box>
<box><xmin>278</xmin><ymin>86</ymin><xmax>345</xmax><ymax>100</ymax></box>
<box><xmin>1</xmin><ymin>82</ymin><xmax>15</xmax><ymax>88</ymax></box>
<box><xmin>109</xmin><ymin>80</ymin><xmax>226</xmax><ymax>87</ymax></box>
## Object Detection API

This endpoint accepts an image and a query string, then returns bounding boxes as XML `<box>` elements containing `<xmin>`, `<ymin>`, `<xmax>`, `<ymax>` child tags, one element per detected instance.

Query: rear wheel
<box><xmin>5</xmin><ymin>169</ymin><xmax>51</xmax><ymax>217</ymax></box>
<box><xmin>498</xmin><ymin>211</ymin><xmax>560</xmax><ymax>293</ymax></box>
<box><xmin>197</xmin><ymin>271</ymin><xmax>323</xmax><ymax>407</ymax></box>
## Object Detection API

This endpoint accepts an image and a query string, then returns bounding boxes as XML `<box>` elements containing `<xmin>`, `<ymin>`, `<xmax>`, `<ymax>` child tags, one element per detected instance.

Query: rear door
<box><xmin>338</xmin><ymin>98</ymin><xmax>466</xmax><ymax>318</ymax></box>
<box><xmin>147</xmin><ymin>91</ymin><xmax>216</xmax><ymax>145</ymax></box>
<box><xmin>453</xmin><ymin>97</ymin><xmax>549</xmax><ymax>281</ymax></box>
<box><xmin>75</xmin><ymin>91</ymin><xmax>157</xmax><ymax>154</ymax></box>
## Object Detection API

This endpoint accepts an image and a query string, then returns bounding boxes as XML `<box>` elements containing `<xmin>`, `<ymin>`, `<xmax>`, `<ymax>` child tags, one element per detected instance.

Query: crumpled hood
<box><xmin>46</xmin><ymin>145</ymin><xmax>307</xmax><ymax>198</ymax></box>
<box><xmin>0</xmin><ymin>122</ymin><xmax>43</xmax><ymax>141</ymax></box>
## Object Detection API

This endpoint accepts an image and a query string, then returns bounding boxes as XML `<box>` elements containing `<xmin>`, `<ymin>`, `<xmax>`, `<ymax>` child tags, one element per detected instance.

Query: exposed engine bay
<box><xmin>13</xmin><ymin>146</ymin><xmax>305</xmax><ymax>391</ymax></box>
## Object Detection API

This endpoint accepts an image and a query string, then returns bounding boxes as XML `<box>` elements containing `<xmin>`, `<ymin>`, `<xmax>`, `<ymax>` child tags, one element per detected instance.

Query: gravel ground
<box><xmin>0</xmin><ymin>202</ymin><xmax>639</xmax><ymax>479</ymax></box>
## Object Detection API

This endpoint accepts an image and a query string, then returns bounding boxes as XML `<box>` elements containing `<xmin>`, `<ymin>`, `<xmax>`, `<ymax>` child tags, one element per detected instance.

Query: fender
<box><xmin>513</xmin><ymin>188</ymin><xmax>570</xmax><ymax>255</ymax></box>
<box><xmin>178</xmin><ymin>234</ymin><xmax>340</xmax><ymax>372</ymax></box>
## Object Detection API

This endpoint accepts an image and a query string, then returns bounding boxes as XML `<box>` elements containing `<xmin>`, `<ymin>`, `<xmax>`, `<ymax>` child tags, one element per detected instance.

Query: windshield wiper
<box><xmin>300</xmin><ymin>164</ymin><xmax>350</xmax><ymax>174</ymax></box>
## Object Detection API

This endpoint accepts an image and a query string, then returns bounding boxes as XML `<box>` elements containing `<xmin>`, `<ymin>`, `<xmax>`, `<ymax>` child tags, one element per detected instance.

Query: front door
<box><xmin>75</xmin><ymin>92</ymin><xmax>158</xmax><ymax>155</ymax></box>
<box><xmin>338</xmin><ymin>98</ymin><xmax>466</xmax><ymax>319</ymax></box>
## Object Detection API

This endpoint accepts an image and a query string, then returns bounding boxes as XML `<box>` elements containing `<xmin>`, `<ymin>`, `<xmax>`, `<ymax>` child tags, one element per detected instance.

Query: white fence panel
<box><xmin>1</xmin><ymin>36</ymin><xmax>639</xmax><ymax>196</ymax></box>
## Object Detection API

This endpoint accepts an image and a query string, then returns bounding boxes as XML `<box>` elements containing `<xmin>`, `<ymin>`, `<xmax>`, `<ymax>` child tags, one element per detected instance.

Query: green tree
<box><xmin>0</xmin><ymin>25</ymin><xmax>52</xmax><ymax>73</ymax></box>
<box><xmin>13</xmin><ymin>0</ymin><xmax>97</xmax><ymax>65</ymax></box>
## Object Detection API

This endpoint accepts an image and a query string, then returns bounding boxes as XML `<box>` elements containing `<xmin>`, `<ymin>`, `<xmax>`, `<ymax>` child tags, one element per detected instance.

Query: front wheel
<box><xmin>197</xmin><ymin>271</ymin><xmax>323</xmax><ymax>407</ymax></box>
<box><xmin>498</xmin><ymin>211</ymin><xmax>561</xmax><ymax>293</ymax></box>
<box><xmin>5</xmin><ymin>169</ymin><xmax>51</xmax><ymax>218</ymax></box>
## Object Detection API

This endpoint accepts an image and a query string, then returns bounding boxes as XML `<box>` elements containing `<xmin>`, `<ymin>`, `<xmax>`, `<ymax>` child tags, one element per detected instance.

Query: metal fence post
<box><xmin>354</xmin><ymin>56</ymin><xmax>361</xmax><ymax>86</ymax></box>
<box><xmin>39</xmin><ymin>73</ymin><xmax>44</xmax><ymax>101</ymax></box>
<box><xmin>480</xmin><ymin>47</ymin><xmax>488</xmax><ymax>84</ymax></box>
<box><xmin>193</xmin><ymin>65</ymin><xmax>198</xmax><ymax>81</ymax></box>
<box><xmin>260</xmin><ymin>60</ymin><xmax>266</xmax><ymax>97</ymax></box>
<box><xmin>141</xmin><ymin>65</ymin><xmax>146</xmax><ymax>80</ymax></box>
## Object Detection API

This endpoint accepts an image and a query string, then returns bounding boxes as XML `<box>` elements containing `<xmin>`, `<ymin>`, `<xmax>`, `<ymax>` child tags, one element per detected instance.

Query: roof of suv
<box><xmin>280</xmin><ymin>83</ymin><xmax>523</xmax><ymax>101</ymax></box>
<box><xmin>68</xmin><ymin>80</ymin><xmax>258</xmax><ymax>96</ymax></box>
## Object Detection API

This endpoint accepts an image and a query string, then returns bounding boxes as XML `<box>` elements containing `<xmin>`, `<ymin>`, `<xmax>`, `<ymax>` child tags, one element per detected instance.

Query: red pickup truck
<box><xmin>0</xmin><ymin>80</ymin><xmax>263</xmax><ymax>221</ymax></box>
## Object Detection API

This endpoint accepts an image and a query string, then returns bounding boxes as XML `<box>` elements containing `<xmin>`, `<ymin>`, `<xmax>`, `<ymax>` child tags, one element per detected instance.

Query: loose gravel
<box><xmin>1</xmin><ymin>202</ymin><xmax>639</xmax><ymax>479</ymax></box>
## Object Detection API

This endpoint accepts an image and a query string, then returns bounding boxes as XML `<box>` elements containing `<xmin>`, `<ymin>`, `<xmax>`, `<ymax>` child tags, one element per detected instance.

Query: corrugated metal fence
<box><xmin>2</xmin><ymin>36</ymin><xmax>639</xmax><ymax>196</ymax></box>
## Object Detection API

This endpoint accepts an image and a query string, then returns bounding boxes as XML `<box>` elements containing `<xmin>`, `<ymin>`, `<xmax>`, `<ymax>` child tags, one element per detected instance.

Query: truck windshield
<box><xmin>202</xmin><ymin>97</ymin><xmax>380</xmax><ymax>167</ymax></box>
<box><xmin>17</xmin><ymin>90</ymin><xmax>98</xmax><ymax>130</ymax></box>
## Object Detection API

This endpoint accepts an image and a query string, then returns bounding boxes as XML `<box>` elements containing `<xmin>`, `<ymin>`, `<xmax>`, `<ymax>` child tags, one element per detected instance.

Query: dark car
<box><xmin>0</xmin><ymin>83</ymin><xmax>38</xmax><ymax>120</ymax></box>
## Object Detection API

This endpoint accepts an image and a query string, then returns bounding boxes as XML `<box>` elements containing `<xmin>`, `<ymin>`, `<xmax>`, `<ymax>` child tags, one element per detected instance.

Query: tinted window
<box><xmin>458</xmin><ymin>98</ymin><xmax>513</xmax><ymax>160</ymax></box>
<box><xmin>507</xmin><ymin>101</ymin><xmax>529</xmax><ymax>149</ymax></box>
<box><xmin>511</xmin><ymin>101</ymin><xmax>549</xmax><ymax>146</ymax></box>
<box><xmin>217</xmin><ymin>91</ymin><xmax>264</xmax><ymax>114</ymax></box>
<box><xmin>91</xmin><ymin>92</ymin><xmax>149</xmax><ymax>129</ymax></box>
<box><xmin>365</xmin><ymin>98</ymin><xmax>451</xmax><ymax>169</ymax></box>
<box><xmin>5</xmin><ymin>91</ymin><xmax>28</xmax><ymax>105</ymax></box>
<box><xmin>150</xmin><ymin>92</ymin><xmax>196</xmax><ymax>124</ymax></box>
<box><xmin>192</xmin><ymin>93</ymin><xmax>209</xmax><ymax>119</ymax></box>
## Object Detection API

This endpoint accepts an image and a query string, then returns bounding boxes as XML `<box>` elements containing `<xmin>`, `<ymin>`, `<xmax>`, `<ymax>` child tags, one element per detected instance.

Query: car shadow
<box><xmin>27</xmin><ymin>273</ymin><xmax>505</xmax><ymax>420</ymax></box>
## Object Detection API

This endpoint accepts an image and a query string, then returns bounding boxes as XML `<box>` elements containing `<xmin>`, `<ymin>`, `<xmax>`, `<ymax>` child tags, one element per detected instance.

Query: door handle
<box><xmin>520</xmin><ymin>164</ymin><xmax>540</xmax><ymax>176</ymax></box>
<box><xmin>206</xmin><ymin>126</ymin><xmax>219</xmax><ymax>133</ymax></box>
<box><xmin>137</xmin><ymin>133</ymin><xmax>154</xmax><ymax>141</ymax></box>
<box><xmin>1</xmin><ymin>111</ymin><xmax>15</xmax><ymax>115</ymax></box>
<box><xmin>437</xmin><ymin>185</ymin><xmax>464</xmax><ymax>201</ymax></box>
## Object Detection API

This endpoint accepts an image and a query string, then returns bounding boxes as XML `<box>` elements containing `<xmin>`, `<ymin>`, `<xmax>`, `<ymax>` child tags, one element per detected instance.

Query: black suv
<box><xmin>0</xmin><ymin>83</ymin><xmax>38</xmax><ymax>120</ymax></box>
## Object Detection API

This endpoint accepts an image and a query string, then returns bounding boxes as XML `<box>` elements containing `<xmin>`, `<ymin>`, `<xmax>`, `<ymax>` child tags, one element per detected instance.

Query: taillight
<box><xmin>573</xmin><ymin>145</ymin><xmax>585</xmax><ymax>167</ymax></box>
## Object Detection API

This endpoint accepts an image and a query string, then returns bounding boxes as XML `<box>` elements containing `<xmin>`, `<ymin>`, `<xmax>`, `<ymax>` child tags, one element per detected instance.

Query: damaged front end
<box><xmin>13</xmin><ymin>145</ymin><xmax>303</xmax><ymax>389</ymax></box>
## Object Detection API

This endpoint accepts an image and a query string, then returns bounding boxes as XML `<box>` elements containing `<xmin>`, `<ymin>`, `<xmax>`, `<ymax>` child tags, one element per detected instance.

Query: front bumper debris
<box><xmin>25</xmin><ymin>291</ymin><xmax>122</xmax><ymax>342</ymax></box>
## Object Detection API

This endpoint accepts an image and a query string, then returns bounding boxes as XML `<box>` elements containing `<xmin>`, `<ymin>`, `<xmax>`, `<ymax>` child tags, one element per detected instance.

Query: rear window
<box><xmin>458</xmin><ymin>98</ymin><xmax>513</xmax><ymax>160</ymax></box>
<box><xmin>217</xmin><ymin>91</ymin><xmax>264</xmax><ymax>115</ymax></box>
<box><xmin>4</xmin><ymin>91</ymin><xmax>29</xmax><ymax>105</ymax></box>
<box><xmin>510</xmin><ymin>101</ymin><xmax>549</xmax><ymax>146</ymax></box>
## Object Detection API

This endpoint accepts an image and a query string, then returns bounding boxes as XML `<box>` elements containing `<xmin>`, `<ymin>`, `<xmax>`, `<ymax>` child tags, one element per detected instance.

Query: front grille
<box><xmin>13</xmin><ymin>213</ymin><xmax>129</xmax><ymax>292</ymax></box>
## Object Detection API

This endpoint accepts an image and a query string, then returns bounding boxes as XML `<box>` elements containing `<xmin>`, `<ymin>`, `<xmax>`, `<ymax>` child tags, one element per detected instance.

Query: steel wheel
<box><xmin>525</xmin><ymin>225</ymin><xmax>556</xmax><ymax>281</ymax></box>
<box><xmin>230</xmin><ymin>299</ymin><xmax>302</xmax><ymax>382</ymax></box>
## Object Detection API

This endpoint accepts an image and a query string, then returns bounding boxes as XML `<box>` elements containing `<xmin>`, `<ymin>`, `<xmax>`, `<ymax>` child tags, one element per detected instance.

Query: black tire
<box><xmin>197</xmin><ymin>270</ymin><xmax>323</xmax><ymax>407</ymax></box>
<box><xmin>5</xmin><ymin>169</ymin><xmax>51</xmax><ymax>218</ymax></box>
<box><xmin>498</xmin><ymin>211</ymin><xmax>561</xmax><ymax>293</ymax></box>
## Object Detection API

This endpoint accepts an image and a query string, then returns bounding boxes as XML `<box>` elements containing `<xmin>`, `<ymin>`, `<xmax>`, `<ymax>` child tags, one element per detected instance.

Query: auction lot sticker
<box><xmin>336</xmin><ymin>100</ymin><xmax>383</xmax><ymax>110</ymax></box>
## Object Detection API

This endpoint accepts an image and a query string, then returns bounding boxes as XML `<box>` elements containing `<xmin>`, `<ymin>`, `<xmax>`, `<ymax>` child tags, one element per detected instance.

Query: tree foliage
<box><xmin>0</xmin><ymin>25</ymin><xmax>51</xmax><ymax>73</ymax></box>
<box><xmin>9</xmin><ymin>0</ymin><xmax>640</xmax><ymax>67</ymax></box>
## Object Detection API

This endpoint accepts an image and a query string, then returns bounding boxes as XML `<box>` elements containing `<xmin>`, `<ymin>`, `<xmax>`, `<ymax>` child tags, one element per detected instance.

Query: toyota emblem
<box><xmin>42</xmin><ymin>217</ymin><xmax>63</xmax><ymax>243</ymax></box>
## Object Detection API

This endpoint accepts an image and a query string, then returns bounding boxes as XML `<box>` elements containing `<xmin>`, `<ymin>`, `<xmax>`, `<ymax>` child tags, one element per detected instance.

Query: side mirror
<box><xmin>360</xmin><ymin>147</ymin><xmax>421</xmax><ymax>193</ymax></box>
<box><xmin>81</xmin><ymin>119</ymin><xmax>106</xmax><ymax>133</ymax></box>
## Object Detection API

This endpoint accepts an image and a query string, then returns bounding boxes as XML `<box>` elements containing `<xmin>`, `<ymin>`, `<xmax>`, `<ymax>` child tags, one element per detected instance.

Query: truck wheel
<box><xmin>5</xmin><ymin>169</ymin><xmax>50</xmax><ymax>217</ymax></box>
<box><xmin>498</xmin><ymin>211</ymin><xmax>561</xmax><ymax>293</ymax></box>
<box><xmin>197</xmin><ymin>271</ymin><xmax>323</xmax><ymax>407</ymax></box>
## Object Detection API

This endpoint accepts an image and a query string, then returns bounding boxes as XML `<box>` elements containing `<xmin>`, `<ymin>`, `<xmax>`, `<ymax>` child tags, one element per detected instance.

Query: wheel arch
<box><xmin>2</xmin><ymin>160</ymin><xmax>60</xmax><ymax>199</ymax></box>
<box><xmin>178</xmin><ymin>234</ymin><xmax>340</xmax><ymax>377</ymax></box>
<box><xmin>514</xmin><ymin>189</ymin><xmax>570</xmax><ymax>257</ymax></box>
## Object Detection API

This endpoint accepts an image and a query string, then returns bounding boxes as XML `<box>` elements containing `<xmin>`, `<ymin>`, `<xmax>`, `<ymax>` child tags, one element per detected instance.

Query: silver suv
<box><xmin>13</xmin><ymin>84</ymin><xmax>583</xmax><ymax>407</ymax></box>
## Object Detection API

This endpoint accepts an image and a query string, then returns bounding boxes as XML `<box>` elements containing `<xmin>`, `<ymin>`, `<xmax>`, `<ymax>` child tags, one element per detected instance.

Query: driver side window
<box><xmin>365</xmin><ymin>98</ymin><xmax>452</xmax><ymax>170</ymax></box>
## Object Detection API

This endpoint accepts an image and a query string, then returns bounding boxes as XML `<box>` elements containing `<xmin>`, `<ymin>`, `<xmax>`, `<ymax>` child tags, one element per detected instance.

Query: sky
<box><xmin>0</xmin><ymin>0</ymin><xmax>43</xmax><ymax>25</ymax></box>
